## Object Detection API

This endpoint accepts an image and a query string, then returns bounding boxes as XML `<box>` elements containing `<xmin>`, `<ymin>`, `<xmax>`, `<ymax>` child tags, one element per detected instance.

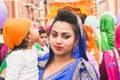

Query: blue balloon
<box><xmin>0</xmin><ymin>0</ymin><xmax>7</xmax><ymax>29</ymax></box>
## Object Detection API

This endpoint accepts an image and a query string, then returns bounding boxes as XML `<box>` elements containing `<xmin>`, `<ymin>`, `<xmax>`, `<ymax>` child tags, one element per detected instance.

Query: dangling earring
<box><xmin>73</xmin><ymin>45</ymin><xmax>77</xmax><ymax>52</ymax></box>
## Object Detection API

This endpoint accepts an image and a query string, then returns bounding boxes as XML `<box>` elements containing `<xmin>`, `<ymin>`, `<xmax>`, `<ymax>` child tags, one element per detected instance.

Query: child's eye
<box><xmin>32</xmin><ymin>27</ymin><xmax>38</xmax><ymax>30</ymax></box>
<box><xmin>40</xmin><ymin>36</ymin><xmax>44</xmax><ymax>39</ymax></box>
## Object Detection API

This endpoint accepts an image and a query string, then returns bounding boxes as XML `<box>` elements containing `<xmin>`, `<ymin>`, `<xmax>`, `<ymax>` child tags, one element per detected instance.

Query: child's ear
<box><xmin>24</xmin><ymin>36</ymin><xmax>29</xmax><ymax>42</ymax></box>
<box><xmin>25</xmin><ymin>37</ymin><xmax>31</xmax><ymax>42</ymax></box>
<box><xmin>24</xmin><ymin>33</ymin><xmax>31</xmax><ymax>42</ymax></box>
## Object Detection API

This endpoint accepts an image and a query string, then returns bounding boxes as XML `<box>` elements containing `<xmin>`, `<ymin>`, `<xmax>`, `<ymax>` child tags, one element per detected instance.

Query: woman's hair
<box><xmin>51</xmin><ymin>10</ymin><xmax>80</xmax><ymax>40</ymax></box>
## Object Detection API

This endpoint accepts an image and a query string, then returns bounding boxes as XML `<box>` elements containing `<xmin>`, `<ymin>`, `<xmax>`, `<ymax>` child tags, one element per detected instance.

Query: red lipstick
<box><xmin>54</xmin><ymin>46</ymin><xmax>63</xmax><ymax>50</ymax></box>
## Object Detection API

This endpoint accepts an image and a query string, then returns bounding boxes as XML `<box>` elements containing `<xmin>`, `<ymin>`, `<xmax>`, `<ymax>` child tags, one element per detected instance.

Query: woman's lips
<box><xmin>54</xmin><ymin>46</ymin><xmax>63</xmax><ymax>50</ymax></box>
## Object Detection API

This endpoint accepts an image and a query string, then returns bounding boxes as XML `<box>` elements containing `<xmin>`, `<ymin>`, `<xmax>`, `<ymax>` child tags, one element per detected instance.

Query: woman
<box><xmin>83</xmin><ymin>24</ymin><xmax>101</xmax><ymax>78</ymax></box>
<box><xmin>99</xmin><ymin>24</ymin><xmax>120</xmax><ymax>80</ymax></box>
<box><xmin>100</xmin><ymin>13</ymin><xmax>115</xmax><ymax>52</ymax></box>
<box><xmin>38</xmin><ymin>10</ymin><xmax>98</xmax><ymax>80</ymax></box>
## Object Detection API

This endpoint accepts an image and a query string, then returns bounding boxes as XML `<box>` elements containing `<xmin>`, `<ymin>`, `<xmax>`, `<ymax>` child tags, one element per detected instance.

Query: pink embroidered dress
<box><xmin>100</xmin><ymin>24</ymin><xmax>120</xmax><ymax>80</ymax></box>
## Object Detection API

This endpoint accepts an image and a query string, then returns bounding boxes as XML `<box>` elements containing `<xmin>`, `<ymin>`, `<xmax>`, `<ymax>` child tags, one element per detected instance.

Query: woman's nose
<box><xmin>56</xmin><ymin>36</ymin><xmax>62</xmax><ymax>44</ymax></box>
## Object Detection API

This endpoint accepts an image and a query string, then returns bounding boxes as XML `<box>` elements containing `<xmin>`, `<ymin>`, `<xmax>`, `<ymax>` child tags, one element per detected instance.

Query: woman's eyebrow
<box><xmin>51</xmin><ymin>30</ymin><xmax>71</xmax><ymax>35</ymax></box>
<box><xmin>51</xmin><ymin>30</ymin><xmax>57</xmax><ymax>33</ymax></box>
<box><xmin>62</xmin><ymin>32</ymin><xmax>71</xmax><ymax>35</ymax></box>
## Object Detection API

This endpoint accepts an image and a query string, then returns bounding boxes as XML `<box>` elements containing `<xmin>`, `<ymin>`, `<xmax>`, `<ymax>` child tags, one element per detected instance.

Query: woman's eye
<box><xmin>63</xmin><ymin>35</ymin><xmax>70</xmax><ymax>39</ymax></box>
<box><xmin>51</xmin><ymin>33</ymin><xmax>57</xmax><ymax>38</ymax></box>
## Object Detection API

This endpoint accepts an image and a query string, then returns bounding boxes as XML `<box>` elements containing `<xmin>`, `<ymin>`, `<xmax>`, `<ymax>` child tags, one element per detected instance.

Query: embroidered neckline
<box><xmin>42</xmin><ymin>61</ymin><xmax>76</xmax><ymax>80</ymax></box>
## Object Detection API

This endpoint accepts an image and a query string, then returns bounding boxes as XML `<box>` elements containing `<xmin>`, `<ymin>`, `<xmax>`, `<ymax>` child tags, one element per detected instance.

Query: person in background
<box><xmin>34</xmin><ymin>28</ymin><xmax>49</xmax><ymax>56</ymax></box>
<box><xmin>100</xmin><ymin>13</ymin><xmax>115</xmax><ymax>52</ymax></box>
<box><xmin>80</xmin><ymin>13</ymin><xmax>87</xmax><ymax>24</ymax></box>
<box><xmin>83</xmin><ymin>24</ymin><xmax>100</xmax><ymax>78</ymax></box>
<box><xmin>0</xmin><ymin>32</ymin><xmax>4</xmax><ymax>66</ymax></box>
<box><xmin>38</xmin><ymin>10</ymin><xmax>98</xmax><ymax>80</ymax></box>
<box><xmin>99</xmin><ymin>24</ymin><xmax>120</xmax><ymax>80</ymax></box>
<box><xmin>0</xmin><ymin>29</ymin><xmax>9</xmax><ymax>78</ymax></box>
<box><xmin>1</xmin><ymin>18</ymin><xmax>40</xmax><ymax>80</ymax></box>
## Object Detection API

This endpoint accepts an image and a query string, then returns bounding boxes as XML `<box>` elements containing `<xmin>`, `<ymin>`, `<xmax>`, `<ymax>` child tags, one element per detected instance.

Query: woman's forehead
<box><xmin>52</xmin><ymin>21</ymin><xmax>73</xmax><ymax>29</ymax></box>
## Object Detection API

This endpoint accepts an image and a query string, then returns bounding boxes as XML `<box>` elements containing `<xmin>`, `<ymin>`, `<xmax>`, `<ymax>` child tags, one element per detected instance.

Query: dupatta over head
<box><xmin>38</xmin><ymin>10</ymin><xmax>97</xmax><ymax>80</ymax></box>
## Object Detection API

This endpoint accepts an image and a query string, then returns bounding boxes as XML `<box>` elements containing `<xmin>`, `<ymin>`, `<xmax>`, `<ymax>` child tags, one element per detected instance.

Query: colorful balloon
<box><xmin>0</xmin><ymin>0</ymin><xmax>7</xmax><ymax>29</ymax></box>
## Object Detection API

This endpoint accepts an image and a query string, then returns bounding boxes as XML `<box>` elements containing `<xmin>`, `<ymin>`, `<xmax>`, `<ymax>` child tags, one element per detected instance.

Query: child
<box><xmin>34</xmin><ymin>28</ymin><xmax>49</xmax><ymax>55</ymax></box>
<box><xmin>2</xmin><ymin>18</ymin><xmax>40</xmax><ymax>80</ymax></box>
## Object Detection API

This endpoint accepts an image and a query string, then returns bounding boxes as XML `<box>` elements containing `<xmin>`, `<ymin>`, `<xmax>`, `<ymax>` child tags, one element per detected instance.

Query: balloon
<box><xmin>0</xmin><ymin>0</ymin><xmax>7</xmax><ymax>29</ymax></box>
<box><xmin>84</xmin><ymin>15</ymin><xmax>98</xmax><ymax>30</ymax></box>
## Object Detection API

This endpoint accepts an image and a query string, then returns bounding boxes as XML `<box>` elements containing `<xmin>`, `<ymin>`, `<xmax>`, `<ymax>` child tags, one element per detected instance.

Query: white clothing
<box><xmin>5</xmin><ymin>48</ymin><xmax>39</xmax><ymax>80</ymax></box>
<box><xmin>41</xmin><ymin>45</ymin><xmax>49</xmax><ymax>55</ymax></box>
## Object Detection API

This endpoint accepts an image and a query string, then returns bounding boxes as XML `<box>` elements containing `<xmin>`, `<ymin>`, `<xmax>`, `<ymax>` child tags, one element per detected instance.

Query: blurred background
<box><xmin>3</xmin><ymin>0</ymin><xmax>119</xmax><ymax>28</ymax></box>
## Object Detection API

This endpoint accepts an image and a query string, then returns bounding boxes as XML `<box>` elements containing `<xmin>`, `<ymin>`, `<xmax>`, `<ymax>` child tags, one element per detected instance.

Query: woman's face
<box><xmin>49</xmin><ymin>21</ymin><xmax>77</xmax><ymax>56</ymax></box>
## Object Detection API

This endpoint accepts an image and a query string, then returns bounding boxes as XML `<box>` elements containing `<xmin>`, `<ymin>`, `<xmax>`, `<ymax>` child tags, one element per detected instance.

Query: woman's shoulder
<box><xmin>76</xmin><ymin>58</ymin><xmax>95</xmax><ymax>70</ymax></box>
<box><xmin>73</xmin><ymin>58</ymin><xmax>98</xmax><ymax>80</ymax></box>
<box><xmin>103</xmin><ymin>50</ymin><xmax>113</xmax><ymax>58</ymax></box>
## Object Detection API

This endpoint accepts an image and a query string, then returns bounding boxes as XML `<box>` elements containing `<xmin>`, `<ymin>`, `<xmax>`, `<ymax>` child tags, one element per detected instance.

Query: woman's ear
<box><xmin>74</xmin><ymin>37</ymin><xmax>79</xmax><ymax>46</ymax></box>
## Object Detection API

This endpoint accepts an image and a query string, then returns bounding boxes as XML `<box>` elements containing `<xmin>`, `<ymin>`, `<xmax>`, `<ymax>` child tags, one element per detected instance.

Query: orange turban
<box><xmin>3</xmin><ymin>18</ymin><xmax>31</xmax><ymax>49</ymax></box>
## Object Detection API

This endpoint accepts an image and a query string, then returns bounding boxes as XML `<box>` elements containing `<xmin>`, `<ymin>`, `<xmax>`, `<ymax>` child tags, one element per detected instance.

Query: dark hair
<box><xmin>51</xmin><ymin>10</ymin><xmax>80</xmax><ymax>40</ymax></box>
<box><xmin>80</xmin><ymin>14</ymin><xmax>87</xmax><ymax>24</ymax></box>
<box><xmin>39</xmin><ymin>29</ymin><xmax>48</xmax><ymax>36</ymax></box>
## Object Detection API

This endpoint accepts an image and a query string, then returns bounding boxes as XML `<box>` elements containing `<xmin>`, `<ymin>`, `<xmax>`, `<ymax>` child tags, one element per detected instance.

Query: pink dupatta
<box><xmin>103</xmin><ymin>50</ymin><xmax>120</xmax><ymax>80</ymax></box>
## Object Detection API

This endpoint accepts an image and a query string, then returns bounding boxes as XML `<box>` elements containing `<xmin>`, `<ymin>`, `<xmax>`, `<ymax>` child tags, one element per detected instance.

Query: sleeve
<box><xmin>5</xmin><ymin>51</ymin><xmax>25</xmax><ymax>80</ymax></box>
<box><xmin>0</xmin><ymin>58</ymin><xmax>7</xmax><ymax>74</ymax></box>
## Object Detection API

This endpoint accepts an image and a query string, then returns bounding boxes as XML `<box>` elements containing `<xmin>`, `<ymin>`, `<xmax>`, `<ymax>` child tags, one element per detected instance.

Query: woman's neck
<box><xmin>53</xmin><ymin>54</ymin><xmax>75</xmax><ymax>65</ymax></box>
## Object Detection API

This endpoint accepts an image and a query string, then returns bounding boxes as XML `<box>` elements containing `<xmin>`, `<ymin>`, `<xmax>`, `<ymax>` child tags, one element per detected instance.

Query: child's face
<box><xmin>38</xmin><ymin>33</ymin><xmax>48</xmax><ymax>46</ymax></box>
<box><xmin>29</xmin><ymin>25</ymin><xmax>39</xmax><ymax>43</ymax></box>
